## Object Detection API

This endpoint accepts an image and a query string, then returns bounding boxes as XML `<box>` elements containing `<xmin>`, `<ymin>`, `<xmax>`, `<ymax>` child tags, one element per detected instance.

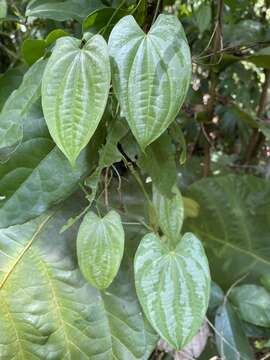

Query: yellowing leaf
<box><xmin>108</xmin><ymin>15</ymin><xmax>191</xmax><ymax>150</ymax></box>
<box><xmin>42</xmin><ymin>35</ymin><xmax>110</xmax><ymax>166</ymax></box>
<box><xmin>77</xmin><ymin>210</ymin><xmax>125</xmax><ymax>289</ymax></box>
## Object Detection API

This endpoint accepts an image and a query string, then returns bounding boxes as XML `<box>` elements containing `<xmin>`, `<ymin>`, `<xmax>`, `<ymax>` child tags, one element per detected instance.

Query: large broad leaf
<box><xmin>0</xmin><ymin>59</ymin><xmax>46</xmax><ymax>162</ymax></box>
<box><xmin>108</xmin><ymin>14</ymin><xmax>191</xmax><ymax>150</ymax></box>
<box><xmin>152</xmin><ymin>185</ymin><xmax>184</xmax><ymax>246</ymax></box>
<box><xmin>0</xmin><ymin>195</ymin><xmax>157</xmax><ymax>360</ymax></box>
<box><xmin>185</xmin><ymin>175</ymin><xmax>270</xmax><ymax>288</ymax></box>
<box><xmin>215</xmin><ymin>302</ymin><xmax>254</xmax><ymax>360</ymax></box>
<box><xmin>42</xmin><ymin>36</ymin><xmax>110</xmax><ymax>166</ymax></box>
<box><xmin>26</xmin><ymin>0</ymin><xmax>105</xmax><ymax>22</ymax></box>
<box><xmin>77</xmin><ymin>210</ymin><xmax>125</xmax><ymax>289</ymax></box>
<box><xmin>134</xmin><ymin>232</ymin><xmax>210</xmax><ymax>350</ymax></box>
<box><xmin>0</xmin><ymin>66</ymin><xmax>25</xmax><ymax>111</ymax></box>
<box><xmin>230</xmin><ymin>285</ymin><xmax>270</xmax><ymax>328</ymax></box>
<box><xmin>0</xmin><ymin>103</ymin><xmax>104</xmax><ymax>229</ymax></box>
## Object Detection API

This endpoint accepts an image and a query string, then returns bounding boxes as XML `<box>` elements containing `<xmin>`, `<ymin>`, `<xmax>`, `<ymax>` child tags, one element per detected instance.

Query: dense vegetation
<box><xmin>0</xmin><ymin>0</ymin><xmax>270</xmax><ymax>359</ymax></box>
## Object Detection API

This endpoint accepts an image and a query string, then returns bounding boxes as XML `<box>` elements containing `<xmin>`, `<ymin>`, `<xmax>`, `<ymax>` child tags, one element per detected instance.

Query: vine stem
<box><xmin>203</xmin><ymin>0</ymin><xmax>224</xmax><ymax>177</ymax></box>
<box><xmin>151</xmin><ymin>0</ymin><xmax>162</xmax><ymax>26</ymax></box>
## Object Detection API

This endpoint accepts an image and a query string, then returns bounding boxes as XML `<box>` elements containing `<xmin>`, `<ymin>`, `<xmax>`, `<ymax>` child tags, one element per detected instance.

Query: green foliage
<box><xmin>77</xmin><ymin>210</ymin><xmax>125</xmax><ymax>289</ymax></box>
<box><xmin>42</xmin><ymin>35</ymin><xmax>110</xmax><ymax>166</ymax></box>
<box><xmin>108</xmin><ymin>14</ymin><xmax>191</xmax><ymax>150</ymax></box>
<box><xmin>0</xmin><ymin>0</ymin><xmax>270</xmax><ymax>358</ymax></box>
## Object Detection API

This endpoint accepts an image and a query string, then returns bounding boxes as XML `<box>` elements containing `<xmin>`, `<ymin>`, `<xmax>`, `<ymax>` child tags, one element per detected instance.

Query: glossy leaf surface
<box><xmin>230</xmin><ymin>285</ymin><xmax>270</xmax><ymax>328</ymax></box>
<box><xmin>185</xmin><ymin>175</ymin><xmax>270</xmax><ymax>288</ymax></box>
<box><xmin>42</xmin><ymin>35</ymin><xmax>110</xmax><ymax>166</ymax></box>
<box><xmin>134</xmin><ymin>232</ymin><xmax>210</xmax><ymax>350</ymax></box>
<box><xmin>0</xmin><ymin>196</ymin><xmax>157</xmax><ymax>360</ymax></box>
<box><xmin>0</xmin><ymin>103</ymin><xmax>103</xmax><ymax>229</ymax></box>
<box><xmin>153</xmin><ymin>185</ymin><xmax>184</xmax><ymax>246</ymax></box>
<box><xmin>26</xmin><ymin>0</ymin><xmax>105</xmax><ymax>22</ymax></box>
<box><xmin>215</xmin><ymin>303</ymin><xmax>254</xmax><ymax>360</ymax></box>
<box><xmin>77</xmin><ymin>210</ymin><xmax>125</xmax><ymax>289</ymax></box>
<box><xmin>108</xmin><ymin>14</ymin><xmax>191</xmax><ymax>149</ymax></box>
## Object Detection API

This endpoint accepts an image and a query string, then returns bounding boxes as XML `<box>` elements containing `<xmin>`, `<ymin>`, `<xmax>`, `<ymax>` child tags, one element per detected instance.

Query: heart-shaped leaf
<box><xmin>134</xmin><ymin>232</ymin><xmax>211</xmax><ymax>350</ymax></box>
<box><xmin>42</xmin><ymin>35</ymin><xmax>110</xmax><ymax>166</ymax></box>
<box><xmin>77</xmin><ymin>210</ymin><xmax>125</xmax><ymax>289</ymax></box>
<box><xmin>153</xmin><ymin>185</ymin><xmax>184</xmax><ymax>246</ymax></box>
<box><xmin>108</xmin><ymin>14</ymin><xmax>191</xmax><ymax>150</ymax></box>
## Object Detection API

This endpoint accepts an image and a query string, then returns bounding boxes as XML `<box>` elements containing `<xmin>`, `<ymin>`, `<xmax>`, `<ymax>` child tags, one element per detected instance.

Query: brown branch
<box><xmin>244</xmin><ymin>69</ymin><xmax>270</xmax><ymax>165</ymax></box>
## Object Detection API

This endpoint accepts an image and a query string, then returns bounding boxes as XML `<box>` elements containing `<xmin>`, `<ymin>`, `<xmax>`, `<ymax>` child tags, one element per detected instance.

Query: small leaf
<box><xmin>77</xmin><ymin>210</ymin><xmax>125</xmax><ymax>289</ymax></box>
<box><xmin>108</xmin><ymin>14</ymin><xmax>191</xmax><ymax>149</ymax></box>
<box><xmin>195</xmin><ymin>3</ymin><xmax>212</xmax><ymax>33</ymax></box>
<box><xmin>230</xmin><ymin>285</ymin><xmax>270</xmax><ymax>328</ymax></box>
<box><xmin>134</xmin><ymin>232</ymin><xmax>210</xmax><ymax>350</ymax></box>
<box><xmin>0</xmin><ymin>59</ymin><xmax>46</xmax><ymax>162</ymax></box>
<box><xmin>153</xmin><ymin>185</ymin><xmax>184</xmax><ymax>246</ymax></box>
<box><xmin>261</xmin><ymin>274</ymin><xmax>270</xmax><ymax>292</ymax></box>
<box><xmin>215</xmin><ymin>302</ymin><xmax>254</xmax><ymax>360</ymax></box>
<box><xmin>42</xmin><ymin>36</ymin><xmax>111</xmax><ymax>166</ymax></box>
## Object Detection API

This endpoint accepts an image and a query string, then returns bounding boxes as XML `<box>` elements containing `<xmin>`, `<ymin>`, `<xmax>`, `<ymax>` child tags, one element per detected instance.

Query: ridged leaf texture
<box><xmin>185</xmin><ymin>175</ymin><xmax>270</xmax><ymax>288</ymax></box>
<box><xmin>134</xmin><ymin>232</ymin><xmax>211</xmax><ymax>350</ymax></box>
<box><xmin>108</xmin><ymin>14</ymin><xmax>191</xmax><ymax>150</ymax></box>
<box><xmin>0</xmin><ymin>197</ymin><xmax>157</xmax><ymax>359</ymax></box>
<box><xmin>42</xmin><ymin>35</ymin><xmax>110</xmax><ymax>166</ymax></box>
<box><xmin>77</xmin><ymin>210</ymin><xmax>125</xmax><ymax>289</ymax></box>
<box><xmin>153</xmin><ymin>185</ymin><xmax>184</xmax><ymax>246</ymax></box>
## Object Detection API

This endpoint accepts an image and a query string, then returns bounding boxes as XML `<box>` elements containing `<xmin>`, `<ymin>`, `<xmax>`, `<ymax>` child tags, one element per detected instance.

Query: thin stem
<box><xmin>151</xmin><ymin>0</ymin><xmax>162</xmax><ymax>26</ymax></box>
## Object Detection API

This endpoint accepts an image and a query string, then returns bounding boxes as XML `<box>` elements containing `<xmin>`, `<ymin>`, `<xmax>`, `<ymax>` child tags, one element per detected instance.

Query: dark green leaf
<box><xmin>138</xmin><ymin>132</ymin><xmax>177</xmax><ymax>197</ymax></box>
<box><xmin>230</xmin><ymin>285</ymin><xmax>270</xmax><ymax>328</ymax></box>
<box><xmin>215</xmin><ymin>302</ymin><xmax>254</xmax><ymax>360</ymax></box>
<box><xmin>195</xmin><ymin>3</ymin><xmax>211</xmax><ymax>33</ymax></box>
<box><xmin>26</xmin><ymin>0</ymin><xmax>105</xmax><ymax>23</ymax></box>
<box><xmin>22</xmin><ymin>39</ymin><xmax>47</xmax><ymax>65</ymax></box>
<box><xmin>185</xmin><ymin>175</ymin><xmax>270</xmax><ymax>288</ymax></box>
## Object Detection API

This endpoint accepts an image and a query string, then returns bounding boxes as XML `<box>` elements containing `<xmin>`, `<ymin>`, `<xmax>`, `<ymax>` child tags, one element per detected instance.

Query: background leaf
<box><xmin>230</xmin><ymin>285</ymin><xmax>270</xmax><ymax>328</ymax></box>
<box><xmin>185</xmin><ymin>175</ymin><xmax>270</xmax><ymax>288</ymax></box>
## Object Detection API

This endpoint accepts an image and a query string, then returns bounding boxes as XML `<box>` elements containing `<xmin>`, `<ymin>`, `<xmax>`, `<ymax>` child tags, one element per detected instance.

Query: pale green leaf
<box><xmin>153</xmin><ymin>185</ymin><xmax>184</xmax><ymax>246</ymax></box>
<box><xmin>0</xmin><ymin>195</ymin><xmax>157</xmax><ymax>359</ymax></box>
<box><xmin>134</xmin><ymin>232</ymin><xmax>210</xmax><ymax>350</ymax></box>
<box><xmin>230</xmin><ymin>285</ymin><xmax>270</xmax><ymax>328</ymax></box>
<box><xmin>42</xmin><ymin>35</ymin><xmax>110</xmax><ymax>166</ymax></box>
<box><xmin>108</xmin><ymin>14</ymin><xmax>191</xmax><ymax>149</ymax></box>
<box><xmin>185</xmin><ymin>175</ymin><xmax>270</xmax><ymax>288</ymax></box>
<box><xmin>77</xmin><ymin>210</ymin><xmax>125</xmax><ymax>289</ymax></box>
